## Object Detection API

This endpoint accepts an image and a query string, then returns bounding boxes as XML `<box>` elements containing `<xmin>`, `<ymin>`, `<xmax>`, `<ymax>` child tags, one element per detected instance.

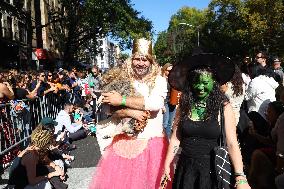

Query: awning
<box><xmin>34</xmin><ymin>48</ymin><xmax>47</xmax><ymax>60</ymax></box>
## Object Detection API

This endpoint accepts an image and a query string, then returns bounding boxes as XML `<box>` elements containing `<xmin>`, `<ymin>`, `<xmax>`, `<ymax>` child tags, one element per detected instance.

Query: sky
<box><xmin>131</xmin><ymin>0</ymin><xmax>211</xmax><ymax>40</ymax></box>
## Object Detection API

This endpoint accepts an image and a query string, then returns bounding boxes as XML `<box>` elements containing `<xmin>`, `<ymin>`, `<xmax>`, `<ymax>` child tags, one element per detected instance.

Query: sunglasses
<box><xmin>48</xmin><ymin>74</ymin><xmax>53</xmax><ymax>77</ymax></box>
<box><xmin>256</xmin><ymin>56</ymin><xmax>264</xmax><ymax>59</ymax></box>
<box><xmin>40</xmin><ymin>74</ymin><xmax>45</xmax><ymax>77</ymax></box>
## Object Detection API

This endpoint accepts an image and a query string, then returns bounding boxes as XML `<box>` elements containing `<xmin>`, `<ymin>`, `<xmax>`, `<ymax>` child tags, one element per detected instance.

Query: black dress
<box><xmin>172</xmin><ymin>117</ymin><xmax>221</xmax><ymax>189</ymax></box>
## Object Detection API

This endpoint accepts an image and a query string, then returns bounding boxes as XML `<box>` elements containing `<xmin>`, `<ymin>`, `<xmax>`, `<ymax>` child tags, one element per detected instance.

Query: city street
<box><xmin>67</xmin><ymin>135</ymin><xmax>101</xmax><ymax>189</ymax></box>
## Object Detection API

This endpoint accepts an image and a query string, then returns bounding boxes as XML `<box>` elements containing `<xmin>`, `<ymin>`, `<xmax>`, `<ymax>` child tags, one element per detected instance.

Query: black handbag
<box><xmin>214</xmin><ymin>104</ymin><xmax>235</xmax><ymax>189</ymax></box>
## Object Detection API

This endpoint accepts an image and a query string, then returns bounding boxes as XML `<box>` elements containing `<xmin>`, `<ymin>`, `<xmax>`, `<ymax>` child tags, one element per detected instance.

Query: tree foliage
<box><xmin>154</xmin><ymin>7</ymin><xmax>207</xmax><ymax>65</ymax></box>
<box><xmin>46</xmin><ymin>0</ymin><xmax>153</xmax><ymax>63</ymax></box>
<box><xmin>206</xmin><ymin>0</ymin><xmax>284</xmax><ymax>58</ymax></box>
<box><xmin>154</xmin><ymin>0</ymin><xmax>284</xmax><ymax>63</ymax></box>
<box><xmin>153</xmin><ymin>31</ymin><xmax>172</xmax><ymax>65</ymax></box>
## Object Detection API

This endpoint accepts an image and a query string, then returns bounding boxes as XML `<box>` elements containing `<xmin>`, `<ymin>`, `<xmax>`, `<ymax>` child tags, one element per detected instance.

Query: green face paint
<box><xmin>191</xmin><ymin>72</ymin><xmax>214</xmax><ymax>100</ymax></box>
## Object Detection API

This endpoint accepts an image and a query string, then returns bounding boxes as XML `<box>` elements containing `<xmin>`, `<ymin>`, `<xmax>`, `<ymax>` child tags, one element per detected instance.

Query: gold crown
<box><xmin>132</xmin><ymin>38</ymin><xmax>153</xmax><ymax>56</ymax></box>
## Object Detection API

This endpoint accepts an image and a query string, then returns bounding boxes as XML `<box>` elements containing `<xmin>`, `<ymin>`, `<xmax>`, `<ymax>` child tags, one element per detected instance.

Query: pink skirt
<box><xmin>89</xmin><ymin>135</ymin><xmax>169</xmax><ymax>189</ymax></box>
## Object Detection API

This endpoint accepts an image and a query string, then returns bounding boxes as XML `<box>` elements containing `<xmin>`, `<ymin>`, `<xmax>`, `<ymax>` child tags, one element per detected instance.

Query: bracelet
<box><xmin>121</xmin><ymin>95</ymin><xmax>127</xmax><ymax>106</ymax></box>
<box><xmin>234</xmin><ymin>172</ymin><xmax>246</xmax><ymax>178</ymax></box>
<box><xmin>235</xmin><ymin>179</ymin><xmax>248</xmax><ymax>187</ymax></box>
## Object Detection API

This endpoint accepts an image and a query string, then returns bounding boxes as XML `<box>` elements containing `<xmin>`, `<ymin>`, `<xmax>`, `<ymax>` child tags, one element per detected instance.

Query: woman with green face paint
<box><xmin>190</xmin><ymin>71</ymin><xmax>214</xmax><ymax>120</ymax></box>
<box><xmin>160</xmin><ymin>54</ymin><xmax>251</xmax><ymax>189</ymax></box>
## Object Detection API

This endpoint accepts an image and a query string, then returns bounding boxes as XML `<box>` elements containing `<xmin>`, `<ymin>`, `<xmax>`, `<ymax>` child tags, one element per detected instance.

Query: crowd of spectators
<box><xmin>222</xmin><ymin>51</ymin><xmax>284</xmax><ymax>189</ymax></box>
<box><xmin>0</xmin><ymin>66</ymin><xmax>101</xmax><ymax>103</ymax></box>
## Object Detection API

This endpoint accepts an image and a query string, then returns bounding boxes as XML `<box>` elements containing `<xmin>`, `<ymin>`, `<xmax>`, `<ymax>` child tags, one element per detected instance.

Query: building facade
<box><xmin>31</xmin><ymin>0</ymin><xmax>63</xmax><ymax>70</ymax></box>
<box><xmin>95</xmin><ymin>38</ymin><xmax>120</xmax><ymax>72</ymax></box>
<box><xmin>0</xmin><ymin>0</ymin><xmax>29</xmax><ymax>69</ymax></box>
<box><xmin>0</xmin><ymin>0</ymin><xmax>63</xmax><ymax>70</ymax></box>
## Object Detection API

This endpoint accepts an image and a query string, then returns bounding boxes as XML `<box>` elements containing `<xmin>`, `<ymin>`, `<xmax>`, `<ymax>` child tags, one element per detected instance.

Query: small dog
<box><xmin>97</xmin><ymin>67</ymin><xmax>150</xmax><ymax>139</ymax></box>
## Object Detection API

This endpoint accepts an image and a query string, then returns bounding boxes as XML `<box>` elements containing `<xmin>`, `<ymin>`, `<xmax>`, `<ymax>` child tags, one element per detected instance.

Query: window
<box><xmin>6</xmin><ymin>17</ymin><xmax>12</xmax><ymax>40</ymax></box>
<box><xmin>50</xmin><ymin>0</ymin><xmax>54</xmax><ymax>10</ymax></box>
<box><xmin>0</xmin><ymin>13</ymin><xmax>2</xmax><ymax>38</ymax></box>
<box><xmin>18</xmin><ymin>22</ymin><xmax>27</xmax><ymax>43</ymax></box>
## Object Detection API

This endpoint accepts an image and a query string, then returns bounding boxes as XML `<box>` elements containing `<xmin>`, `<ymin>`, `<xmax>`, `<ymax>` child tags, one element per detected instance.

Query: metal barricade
<box><xmin>0</xmin><ymin>94</ymin><xmax>64</xmax><ymax>169</ymax></box>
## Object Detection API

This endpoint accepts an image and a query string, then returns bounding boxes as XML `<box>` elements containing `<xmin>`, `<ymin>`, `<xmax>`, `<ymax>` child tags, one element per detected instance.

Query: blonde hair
<box><xmin>31</xmin><ymin>125</ymin><xmax>53</xmax><ymax>150</ymax></box>
<box><xmin>161</xmin><ymin>63</ymin><xmax>173</xmax><ymax>76</ymax></box>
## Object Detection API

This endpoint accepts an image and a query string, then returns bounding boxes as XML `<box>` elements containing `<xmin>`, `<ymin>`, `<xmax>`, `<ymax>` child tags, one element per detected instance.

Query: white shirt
<box><xmin>242</xmin><ymin>73</ymin><xmax>251</xmax><ymax>91</ymax></box>
<box><xmin>133</xmin><ymin>75</ymin><xmax>168</xmax><ymax>139</ymax></box>
<box><xmin>55</xmin><ymin>110</ymin><xmax>82</xmax><ymax>134</ymax></box>
<box><xmin>245</xmin><ymin>75</ymin><xmax>279</xmax><ymax>120</ymax></box>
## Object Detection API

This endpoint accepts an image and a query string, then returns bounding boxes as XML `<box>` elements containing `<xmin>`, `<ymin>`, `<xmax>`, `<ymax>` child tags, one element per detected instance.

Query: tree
<box><xmin>119</xmin><ymin>52</ymin><xmax>129</xmax><ymax>60</ymax></box>
<box><xmin>244</xmin><ymin>0</ymin><xmax>284</xmax><ymax>56</ymax></box>
<box><xmin>206</xmin><ymin>0</ymin><xmax>284</xmax><ymax>59</ymax></box>
<box><xmin>154</xmin><ymin>7</ymin><xmax>207</xmax><ymax>65</ymax></box>
<box><xmin>205</xmin><ymin>0</ymin><xmax>249</xmax><ymax>58</ymax></box>
<box><xmin>153</xmin><ymin>31</ymin><xmax>172</xmax><ymax>65</ymax></box>
<box><xmin>47</xmin><ymin>0</ymin><xmax>153</xmax><ymax>64</ymax></box>
<box><xmin>154</xmin><ymin>0</ymin><xmax>284</xmax><ymax>63</ymax></box>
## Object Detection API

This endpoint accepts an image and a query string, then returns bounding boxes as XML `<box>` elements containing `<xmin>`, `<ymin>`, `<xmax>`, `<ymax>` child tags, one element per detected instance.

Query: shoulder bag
<box><xmin>214</xmin><ymin>104</ymin><xmax>235</xmax><ymax>189</ymax></box>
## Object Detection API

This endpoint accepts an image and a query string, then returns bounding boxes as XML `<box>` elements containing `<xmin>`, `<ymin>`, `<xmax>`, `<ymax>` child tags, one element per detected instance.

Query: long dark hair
<box><xmin>179</xmin><ymin>68</ymin><xmax>229</xmax><ymax>123</ymax></box>
<box><xmin>231</xmin><ymin>66</ymin><xmax>244</xmax><ymax>96</ymax></box>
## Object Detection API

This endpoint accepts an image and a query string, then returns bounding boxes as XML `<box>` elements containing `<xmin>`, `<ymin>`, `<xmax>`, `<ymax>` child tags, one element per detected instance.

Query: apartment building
<box><xmin>0</xmin><ymin>0</ymin><xmax>29</xmax><ymax>68</ymax></box>
<box><xmin>95</xmin><ymin>38</ymin><xmax>120</xmax><ymax>72</ymax></box>
<box><xmin>31</xmin><ymin>0</ymin><xmax>64</xmax><ymax>70</ymax></box>
<box><xmin>0</xmin><ymin>0</ymin><xmax>63</xmax><ymax>69</ymax></box>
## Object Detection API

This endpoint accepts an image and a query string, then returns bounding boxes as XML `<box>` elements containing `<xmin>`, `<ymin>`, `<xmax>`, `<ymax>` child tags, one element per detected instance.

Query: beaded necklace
<box><xmin>192</xmin><ymin>101</ymin><xmax>207</xmax><ymax>119</ymax></box>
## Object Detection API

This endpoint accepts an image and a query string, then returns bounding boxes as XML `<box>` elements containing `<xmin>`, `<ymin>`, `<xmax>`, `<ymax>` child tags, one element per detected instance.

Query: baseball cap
<box><xmin>40</xmin><ymin>117</ymin><xmax>58</xmax><ymax>127</ymax></box>
<box><xmin>57</xmin><ymin>68</ymin><xmax>64</xmax><ymax>75</ymax></box>
<box><xmin>274</xmin><ymin>58</ymin><xmax>281</xmax><ymax>64</ymax></box>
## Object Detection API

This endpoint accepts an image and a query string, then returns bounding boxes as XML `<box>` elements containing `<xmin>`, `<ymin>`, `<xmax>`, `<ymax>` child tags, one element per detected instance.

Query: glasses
<box><xmin>40</xmin><ymin>74</ymin><xmax>45</xmax><ymax>77</ymax></box>
<box><xmin>256</xmin><ymin>56</ymin><xmax>265</xmax><ymax>59</ymax></box>
<box><xmin>48</xmin><ymin>74</ymin><xmax>53</xmax><ymax>77</ymax></box>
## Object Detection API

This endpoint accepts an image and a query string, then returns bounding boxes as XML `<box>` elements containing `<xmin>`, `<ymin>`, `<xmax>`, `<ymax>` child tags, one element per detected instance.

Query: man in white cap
<box><xmin>273</xmin><ymin>57</ymin><xmax>284</xmax><ymax>85</ymax></box>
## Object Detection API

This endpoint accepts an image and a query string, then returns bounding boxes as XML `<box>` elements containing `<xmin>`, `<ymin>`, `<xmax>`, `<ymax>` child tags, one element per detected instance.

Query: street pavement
<box><xmin>0</xmin><ymin>135</ymin><xmax>101</xmax><ymax>189</ymax></box>
<box><xmin>67</xmin><ymin>135</ymin><xmax>101</xmax><ymax>189</ymax></box>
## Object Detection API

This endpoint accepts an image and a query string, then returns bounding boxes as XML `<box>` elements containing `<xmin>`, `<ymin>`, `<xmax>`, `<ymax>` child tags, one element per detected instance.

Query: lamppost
<box><xmin>178</xmin><ymin>22</ymin><xmax>200</xmax><ymax>47</ymax></box>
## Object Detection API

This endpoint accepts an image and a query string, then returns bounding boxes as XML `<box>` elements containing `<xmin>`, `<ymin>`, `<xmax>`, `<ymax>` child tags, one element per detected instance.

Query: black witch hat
<box><xmin>168</xmin><ymin>53</ymin><xmax>235</xmax><ymax>92</ymax></box>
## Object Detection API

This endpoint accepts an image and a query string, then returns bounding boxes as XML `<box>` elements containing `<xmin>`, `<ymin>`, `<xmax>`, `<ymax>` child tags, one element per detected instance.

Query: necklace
<box><xmin>194</xmin><ymin>101</ymin><xmax>207</xmax><ymax>109</ymax></box>
<box><xmin>193</xmin><ymin>101</ymin><xmax>207</xmax><ymax>119</ymax></box>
